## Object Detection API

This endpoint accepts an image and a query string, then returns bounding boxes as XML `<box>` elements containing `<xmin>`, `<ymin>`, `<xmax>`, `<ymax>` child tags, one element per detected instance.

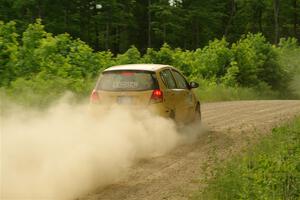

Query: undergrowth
<box><xmin>193</xmin><ymin>117</ymin><xmax>300</xmax><ymax>200</ymax></box>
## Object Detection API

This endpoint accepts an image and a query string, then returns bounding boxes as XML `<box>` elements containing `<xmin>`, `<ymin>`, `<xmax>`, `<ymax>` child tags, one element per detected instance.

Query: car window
<box><xmin>160</xmin><ymin>69</ymin><xmax>177</xmax><ymax>89</ymax></box>
<box><xmin>172</xmin><ymin>70</ymin><xmax>189</xmax><ymax>89</ymax></box>
<box><xmin>97</xmin><ymin>70</ymin><xmax>158</xmax><ymax>91</ymax></box>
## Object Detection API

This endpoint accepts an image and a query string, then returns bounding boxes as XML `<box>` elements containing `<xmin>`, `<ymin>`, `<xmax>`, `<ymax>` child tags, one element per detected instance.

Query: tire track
<box><xmin>83</xmin><ymin>100</ymin><xmax>300</xmax><ymax>200</ymax></box>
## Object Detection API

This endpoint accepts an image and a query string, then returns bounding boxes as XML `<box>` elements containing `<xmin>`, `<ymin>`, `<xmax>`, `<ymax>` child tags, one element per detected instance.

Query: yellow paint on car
<box><xmin>90</xmin><ymin>64</ymin><xmax>201</xmax><ymax>124</ymax></box>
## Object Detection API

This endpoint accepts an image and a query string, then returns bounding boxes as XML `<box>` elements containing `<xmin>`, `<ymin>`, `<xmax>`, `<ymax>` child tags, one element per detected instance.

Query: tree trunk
<box><xmin>115</xmin><ymin>25</ymin><xmax>119</xmax><ymax>53</ymax></box>
<box><xmin>273</xmin><ymin>0</ymin><xmax>280</xmax><ymax>44</ymax></box>
<box><xmin>163</xmin><ymin>23</ymin><xmax>166</xmax><ymax>43</ymax></box>
<box><xmin>148</xmin><ymin>0</ymin><xmax>152</xmax><ymax>48</ymax></box>
<box><xmin>94</xmin><ymin>20</ymin><xmax>99</xmax><ymax>51</ymax></box>
<box><xmin>195</xmin><ymin>19</ymin><xmax>199</xmax><ymax>49</ymax></box>
<box><xmin>64</xmin><ymin>8</ymin><xmax>68</xmax><ymax>31</ymax></box>
<box><xmin>258</xmin><ymin>7</ymin><xmax>263</xmax><ymax>33</ymax></box>
<box><xmin>37</xmin><ymin>0</ymin><xmax>42</xmax><ymax>18</ymax></box>
<box><xmin>79</xmin><ymin>5</ymin><xmax>85</xmax><ymax>41</ymax></box>
<box><xmin>294</xmin><ymin>0</ymin><xmax>298</xmax><ymax>37</ymax></box>
<box><xmin>224</xmin><ymin>0</ymin><xmax>236</xmax><ymax>36</ymax></box>
<box><xmin>105</xmin><ymin>23</ymin><xmax>110</xmax><ymax>50</ymax></box>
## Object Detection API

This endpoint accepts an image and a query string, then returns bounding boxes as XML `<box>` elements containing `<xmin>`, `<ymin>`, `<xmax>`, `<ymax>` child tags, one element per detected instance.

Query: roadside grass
<box><xmin>195</xmin><ymin>80</ymin><xmax>279</xmax><ymax>102</ymax></box>
<box><xmin>192</xmin><ymin>117</ymin><xmax>300</xmax><ymax>200</ymax></box>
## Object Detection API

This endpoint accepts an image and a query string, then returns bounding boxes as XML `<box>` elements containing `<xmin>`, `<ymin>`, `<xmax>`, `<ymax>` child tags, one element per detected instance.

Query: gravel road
<box><xmin>83</xmin><ymin>100</ymin><xmax>300</xmax><ymax>200</ymax></box>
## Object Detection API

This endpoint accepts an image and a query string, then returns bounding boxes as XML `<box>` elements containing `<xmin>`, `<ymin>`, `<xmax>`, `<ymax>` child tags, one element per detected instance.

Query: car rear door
<box><xmin>171</xmin><ymin>69</ymin><xmax>194</xmax><ymax>123</ymax></box>
<box><xmin>159</xmin><ymin>69</ymin><xmax>178</xmax><ymax>119</ymax></box>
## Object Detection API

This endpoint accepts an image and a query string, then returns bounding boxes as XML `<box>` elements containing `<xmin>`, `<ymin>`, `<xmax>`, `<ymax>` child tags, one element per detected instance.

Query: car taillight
<box><xmin>150</xmin><ymin>89</ymin><xmax>163</xmax><ymax>103</ymax></box>
<box><xmin>90</xmin><ymin>89</ymin><xmax>99</xmax><ymax>103</ymax></box>
<box><xmin>121</xmin><ymin>72</ymin><xmax>134</xmax><ymax>76</ymax></box>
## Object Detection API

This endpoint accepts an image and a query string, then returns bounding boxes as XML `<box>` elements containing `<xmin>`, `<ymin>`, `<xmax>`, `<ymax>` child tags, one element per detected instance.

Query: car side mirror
<box><xmin>189</xmin><ymin>81</ymin><xmax>199</xmax><ymax>89</ymax></box>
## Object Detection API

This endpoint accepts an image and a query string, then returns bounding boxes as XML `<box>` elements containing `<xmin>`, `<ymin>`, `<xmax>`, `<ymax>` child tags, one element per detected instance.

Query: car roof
<box><xmin>103</xmin><ymin>64</ymin><xmax>176</xmax><ymax>72</ymax></box>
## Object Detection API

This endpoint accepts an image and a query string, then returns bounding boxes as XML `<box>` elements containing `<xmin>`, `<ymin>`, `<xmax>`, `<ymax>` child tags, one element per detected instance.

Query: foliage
<box><xmin>116</xmin><ymin>45</ymin><xmax>142</xmax><ymax>65</ymax></box>
<box><xmin>0</xmin><ymin>20</ymin><xmax>112</xmax><ymax>106</ymax></box>
<box><xmin>0</xmin><ymin>21</ymin><xmax>19</xmax><ymax>86</ymax></box>
<box><xmin>195</xmin><ymin>78</ymin><xmax>279</xmax><ymax>102</ymax></box>
<box><xmin>0</xmin><ymin>0</ymin><xmax>299</xmax><ymax>53</ymax></box>
<box><xmin>193</xmin><ymin>117</ymin><xmax>300</xmax><ymax>200</ymax></box>
<box><xmin>191</xmin><ymin>38</ymin><xmax>232</xmax><ymax>80</ymax></box>
<box><xmin>143</xmin><ymin>43</ymin><xmax>174</xmax><ymax>65</ymax></box>
<box><xmin>232</xmin><ymin>33</ymin><xmax>290</xmax><ymax>90</ymax></box>
<box><xmin>277</xmin><ymin>38</ymin><xmax>300</xmax><ymax>98</ymax></box>
<box><xmin>0</xmin><ymin>20</ymin><xmax>299</xmax><ymax>107</ymax></box>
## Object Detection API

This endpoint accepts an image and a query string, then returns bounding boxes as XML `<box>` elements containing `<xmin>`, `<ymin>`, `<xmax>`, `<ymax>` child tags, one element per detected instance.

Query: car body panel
<box><xmin>103</xmin><ymin>64</ymin><xmax>173</xmax><ymax>72</ymax></box>
<box><xmin>96</xmin><ymin>90</ymin><xmax>153</xmax><ymax>106</ymax></box>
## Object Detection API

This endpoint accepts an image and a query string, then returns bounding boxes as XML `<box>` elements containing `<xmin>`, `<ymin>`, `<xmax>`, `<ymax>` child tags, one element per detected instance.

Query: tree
<box><xmin>180</xmin><ymin>0</ymin><xmax>225</xmax><ymax>49</ymax></box>
<box><xmin>274</xmin><ymin>0</ymin><xmax>280</xmax><ymax>44</ymax></box>
<box><xmin>16</xmin><ymin>19</ymin><xmax>48</xmax><ymax>77</ymax></box>
<box><xmin>0</xmin><ymin>0</ymin><xmax>299</xmax><ymax>52</ymax></box>
<box><xmin>150</xmin><ymin>0</ymin><xmax>186</xmax><ymax>47</ymax></box>
<box><xmin>0</xmin><ymin>21</ymin><xmax>19</xmax><ymax>86</ymax></box>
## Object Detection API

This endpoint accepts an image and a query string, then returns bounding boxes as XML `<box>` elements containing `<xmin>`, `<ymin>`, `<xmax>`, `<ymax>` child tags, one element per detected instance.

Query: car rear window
<box><xmin>96</xmin><ymin>70</ymin><xmax>158</xmax><ymax>91</ymax></box>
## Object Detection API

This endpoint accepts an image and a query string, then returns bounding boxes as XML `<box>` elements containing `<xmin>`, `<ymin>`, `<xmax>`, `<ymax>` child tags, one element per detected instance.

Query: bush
<box><xmin>0</xmin><ymin>20</ymin><xmax>299</xmax><ymax>107</ymax></box>
<box><xmin>195</xmin><ymin>78</ymin><xmax>278</xmax><ymax>102</ymax></box>
<box><xmin>116</xmin><ymin>45</ymin><xmax>142</xmax><ymax>65</ymax></box>
<box><xmin>0</xmin><ymin>21</ymin><xmax>19</xmax><ymax>86</ymax></box>
<box><xmin>192</xmin><ymin>38</ymin><xmax>232</xmax><ymax>80</ymax></box>
<box><xmin>1</xmin><ymin>20</ymin><xmax>114</xmax><ymax>106</ymax></box>
<box><xmin>194</xmin><ymin>118</ymin><xmax>300</xmax><ymax>200</ymax></box>
<box><xmin>279</xmin><ymin>37</ymin><xmax>299</xmax><ymax>49</ymax></box>
<box><xmin>277</xmin><ymin>38</ymin><xmax>300</xmax><ymax>99</ymax></box>
<box><xmin>231</xmin><ymin>33</ymin><xmax>287</xmax><ymax>89</ymax></box>
<box><xmin>143</xmin><ymin>43</ymin><xmax>174</xmax><ymax>65</ymax></box>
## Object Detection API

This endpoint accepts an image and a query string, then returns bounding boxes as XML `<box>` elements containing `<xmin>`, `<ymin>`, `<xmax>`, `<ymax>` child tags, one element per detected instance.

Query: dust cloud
<box><xmin>0</xmin><ymin>99</ymin><xmax>202</xmax><ymax>200</ymax></box>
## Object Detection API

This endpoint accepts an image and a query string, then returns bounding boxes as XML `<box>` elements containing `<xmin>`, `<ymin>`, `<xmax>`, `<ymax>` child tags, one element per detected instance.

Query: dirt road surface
<box><xmin>82</xmin><ymin>100</ymin><xmax>300</xmax><ymax>200</ymax></box>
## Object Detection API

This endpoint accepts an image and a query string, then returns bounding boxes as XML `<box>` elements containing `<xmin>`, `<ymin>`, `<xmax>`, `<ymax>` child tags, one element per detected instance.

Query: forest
<box><xmin>1</xmin><ymin>0</ymin><xmax>299</xmax><ymax>53</ymax></box>
<box><xmin>0</xmin><ymin>0</ymin><xmax>300</xmax><ymax>107</ymax></box>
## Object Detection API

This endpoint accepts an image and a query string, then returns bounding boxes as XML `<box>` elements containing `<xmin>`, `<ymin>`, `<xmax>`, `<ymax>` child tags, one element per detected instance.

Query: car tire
<box><xmin>195</xmin><ymin>103</ymin><xmax>201</xmax><ymax>121</ymax></box>
<box><xmin>170</xmin><ymin>110</ymin><xmax>175</xmax><ymax>120</ymax></box>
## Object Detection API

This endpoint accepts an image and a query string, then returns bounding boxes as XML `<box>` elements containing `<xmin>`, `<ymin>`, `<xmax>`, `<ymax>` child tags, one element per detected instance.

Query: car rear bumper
<box><xmin>89</xmin><ymin>103</ymin><xmax>170</xmax><ymax>118</ymax></box>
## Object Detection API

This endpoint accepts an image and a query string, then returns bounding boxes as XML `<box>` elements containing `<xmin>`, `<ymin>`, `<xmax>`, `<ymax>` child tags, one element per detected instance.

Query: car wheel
<box><xmin>195</xmin><ymin>103</ymin><xmax>201</xmax><ymax>121</ymax></box>
<box><xmin>170</xmin><ymin>110</ymin><xmax>175</xmax><ymax>120</ymax></box>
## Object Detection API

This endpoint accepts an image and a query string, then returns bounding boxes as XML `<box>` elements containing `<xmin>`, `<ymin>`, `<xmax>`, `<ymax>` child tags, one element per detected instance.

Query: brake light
<box><xmin>150</xmin><ymin>89</ymin><xmax>163</xmax><ymax>103</ymax></box>
<box><xmin>121</xmin><ymin>72</ymin><xmax>134</xmax><ymax>76</ymax></box>
<box><xmin>90</xmin><ymin>89</ymin><xmax>99</xmax><ymax>103</ymax></box>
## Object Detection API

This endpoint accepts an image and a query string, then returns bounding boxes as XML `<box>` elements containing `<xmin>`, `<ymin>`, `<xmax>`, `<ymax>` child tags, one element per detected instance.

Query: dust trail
<box><xmin>0</xmin><ymin>99</ymin><xmax>201</xmax><ymax>200</ymax></box>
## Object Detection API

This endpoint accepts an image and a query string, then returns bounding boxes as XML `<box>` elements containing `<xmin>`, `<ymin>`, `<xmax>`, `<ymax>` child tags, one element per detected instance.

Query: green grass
<box><xmin>192</xmin><ymin>117</ymin><xmax>300</xmax><ymax>200</ymax></box>
<box><xmin>195</xmin><ymin>79</ymin><xmax>280</xmax><ymax>102</ymax></box>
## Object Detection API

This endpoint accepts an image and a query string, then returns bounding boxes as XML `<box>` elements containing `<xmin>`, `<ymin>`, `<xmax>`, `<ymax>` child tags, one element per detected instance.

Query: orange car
<box><xmin>90</xmin><ymin>64</ymin><xmax>201</xmax><ymax>124</ymax></box>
